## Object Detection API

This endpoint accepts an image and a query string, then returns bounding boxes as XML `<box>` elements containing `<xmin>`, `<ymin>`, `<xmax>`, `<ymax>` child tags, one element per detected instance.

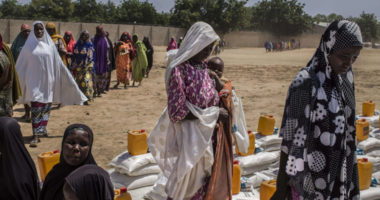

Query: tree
<box><xmin>72</xmin><ymin>0</ymin><xmax>105</xmax><ymax>22</ymax></box>
<box><xmin>326</xmin><ymin>13</ymin><xmax>344</xmax><ymax>22</ymax></box>
<box><xmin>170</xmin><ymin>0</ymin><xmax>250</xmax><ymax>34</ymax></box>
<box><xmin>28</xmin><ymin>0</ymin><xmax>74</xmax><ymax>21</ymax></box>
<box><xmin>313</xmin><ymin>14</ymin><xmax>328</xmax><ymax>23</ymax></box>
<box><xmin>251</xmin><ymin>0</ymin><xmax>313</xmax><ymax>36</ymax></box>
<box><xmin>156</xmin><ymin>12</ymin><xmax>172</xmax><ymax>26</ymax></box>
<box><xmin>354</xmin><ymin>12</ymin><xmax>378</xmax><ymax>42</ymax></box>
<box><xmin>117</xmin><ymin>0</ymin><xmax>158</xmax><ymax>25</ymax></box>
<box><xmin>0</xmin><ymin>0</ymin><xmax>28</xmax><ymax>19</ymax></box>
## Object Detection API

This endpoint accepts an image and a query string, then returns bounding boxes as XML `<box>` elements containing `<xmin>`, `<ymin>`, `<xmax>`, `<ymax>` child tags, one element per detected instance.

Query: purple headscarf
<box><xmin>166</xmin><ymin>37</ymin><xmax>177</xmax><ymax>51</ymax></box>
<box><xmin>92</xmin><ymin>25</ymin><xmax>108</xmax><ymax>75</ymax></box>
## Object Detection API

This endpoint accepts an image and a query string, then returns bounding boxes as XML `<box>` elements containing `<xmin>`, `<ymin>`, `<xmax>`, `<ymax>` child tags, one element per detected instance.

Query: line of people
<box><xmin>264</xmin><ymin>39</ymin><xmax>301</xmax><ymax>52</ymax></box>
<box><xmin>0</xmin><ymin>21</ymin><xmax>154</xmax><ymax>147</ymax></box>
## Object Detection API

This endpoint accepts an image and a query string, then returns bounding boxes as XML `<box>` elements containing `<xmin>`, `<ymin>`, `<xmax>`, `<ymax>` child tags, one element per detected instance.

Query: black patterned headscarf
<box><xmin>278</xmin><ymin>20</ymin><xmax>362</xmax><ymax>199</ymax></box>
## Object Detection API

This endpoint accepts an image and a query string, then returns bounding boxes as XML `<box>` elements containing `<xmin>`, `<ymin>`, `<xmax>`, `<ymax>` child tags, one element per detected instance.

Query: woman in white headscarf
<box><xmin>16</xmin><ymin>21</ymin><xmax>87</xmax><ymax>147</ymax></box>
<box><xmin>149</xmin><ymin>22</ymin><xmax>233</xmax><ymax>200</ymax></box>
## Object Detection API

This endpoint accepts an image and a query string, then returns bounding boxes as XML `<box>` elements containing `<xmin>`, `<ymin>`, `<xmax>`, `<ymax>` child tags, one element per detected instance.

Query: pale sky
<box><xmin>7</xmin><ymin>0</ymin><xmax>380</xmax><ymax>19</ymax></box>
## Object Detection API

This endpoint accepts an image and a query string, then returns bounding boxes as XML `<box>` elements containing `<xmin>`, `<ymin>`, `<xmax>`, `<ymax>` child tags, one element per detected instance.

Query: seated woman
<box><xmin>63</xmin><ymin>164</ymin><xmax>114</xmax><ymax>200</ymax></box>
<box><xmin>40</xmin><ymin>124</ymin><xmax>96</xmax><ymax>200</ymax></box>
<box><xmin>0</xmin><ymin>117</ymin><xmax>40</xmax><ymax>200</ymax></box>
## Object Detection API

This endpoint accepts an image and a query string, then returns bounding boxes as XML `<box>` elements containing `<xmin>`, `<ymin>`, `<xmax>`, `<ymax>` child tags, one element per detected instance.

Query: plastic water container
<box><xmin>114</xmin><ymin>187</ymin><xmax>132</xmax><ymax>200</ymax></box>
<box><xmin>232</xmin><ymin>160</ymin><xmax>241</xmax><ymax>195</ymax></box>
<box><xmin>362</xmin><ymin>101</ymin><xmax>375</xmax><ymax>117</ymax></box>
<box><xmin>38</xmin><ymin>150</ymin><xmax>60</xmax><ymax>182</ymax></box>
<box><xmin>258</xmin><ymin>115</ymin><xmax>276</xmax><ymax>136</ymax></box>
<box><xmin>358</xmin><ymin>158</ymin><xmax>373</xmax><ymax>190</ymax></box>
<box><xmin>356</xmin><ymin>119</ymin><xmax>370</xmax><ymax>141</ymax></box>
<box><xmin>260</xmin><ymin>180</ymin><xmax>276</xmax><ymax>200</ymax></box>
<box><xmin>235</xmin><ymin>130</ymin><xmax>255</xmax><ymax>156</ymax></box>
<box><xmin>128</xmin><ymin>129</ymin><xmax>148</xmax><ymax>156</ymax></box>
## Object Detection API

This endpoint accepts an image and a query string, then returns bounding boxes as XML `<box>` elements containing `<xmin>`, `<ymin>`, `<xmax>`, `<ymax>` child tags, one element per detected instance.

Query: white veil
<box><xmin>164</xmin><ymin>21</ymin><xmax>220</xmax><ymax>90</ymax></box>
<box><xmin>16</xmin><ymin>21</ymin><xmax>87</xmax><ymax>105</ymax></box>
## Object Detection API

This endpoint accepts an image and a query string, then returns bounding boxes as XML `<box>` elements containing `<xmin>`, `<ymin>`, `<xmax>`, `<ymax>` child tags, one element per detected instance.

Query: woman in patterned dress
<box><xmin>72</xmin><ymin>30</ymin><xmax>95</xmax><ymax>105</ymax></box>
<box><xmin>273</xmin><ymin>20</ymin><xmax>363</xmax><ymax>200</ymax></box>
<box><xmin>149</xmin><ymin>22</ymin><xmax>232</xmax><ymax>200</ymax></box>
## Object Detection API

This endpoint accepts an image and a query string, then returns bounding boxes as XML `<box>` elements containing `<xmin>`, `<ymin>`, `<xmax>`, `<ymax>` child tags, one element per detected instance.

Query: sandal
<box><xmin>29</xmin><ymin>135</ymin><xmax>40</xmax><ymax>148</ymax></box>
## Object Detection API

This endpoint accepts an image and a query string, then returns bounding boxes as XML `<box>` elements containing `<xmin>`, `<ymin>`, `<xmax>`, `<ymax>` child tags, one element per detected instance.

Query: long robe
<box><xmin>16</xmin><ymin>21</ymin><xmax>87</xmax><ymax>106</ymax></box>
<box><xmin>131</xmin><ymin>38</ymin><xmax>148</xmax><ymax>83</ymax></box>
<box><xmin>115</xmin><ymin>41</ymin><xmax>133</xmax><ymax>85</ymax></box>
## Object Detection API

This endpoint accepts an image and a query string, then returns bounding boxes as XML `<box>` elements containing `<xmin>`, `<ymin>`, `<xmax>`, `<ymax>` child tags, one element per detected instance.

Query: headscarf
<box><xmin>1</xmin><ymin>34</ymin><xmax>22</xmax><ymax>105</ymax></box>
<box><xmin>278</xmin><ymin>20</ymin><xmax>362</xmax><ymax>199</ymax></box>
<box><xmin>143</xmin><ymin>36</ymin><xmax>153</xmax><ymax>52</ymax></box>
<box><xmin>64</xmin><ymin>31</ymin><xmax>76</xmax><ymax>53</ymax></box>
<box><xmin>166</xmin><ymin>37</ymin><xmax>177</xmax><ymax>51</ymax></box>
<box><xmin>15</xmin><ymin>21</ymin><xmax>87</xmax><ymax>105</ymax></box>
<box><xmin>72</xmin><ymin>30</ymin><xmax>94</xmax><ymax>68</ymax></box>
<box><xmin>11</xmin><ymin>25</ymin><xmax>30</xmax><ymax>62</ymax></box>
<box><xmin>118</xmin><ymin>32</ymin><xmax>135</xmax><ymax>60</ymax></box>
<box><xmin>131</xmin><ymin>34</ymin><xmax>148</xmax><ymax>82</ymax></box>
<box><xmin>105</xmin><ymin>31</ymin><xmax>115</xmax><ymax>71</ymax></box>
<box><xmin>165</xmin><ymin>21</ymin><xmax>219</xmax><ymax>90</ymax></box>
<box><xmin>21</xmin><ymin>24</ymin><xmax>31</xmax><ymax>32</ymax></box>
<box><xmin>92</xmin><ymin>25</ymin><xmax>109</xmax><ymax>75</ymax></box>
<box><xmin>40</xmin><ymin>124</ymin><xmax>96</xmax><ymax>200</ymax></box>
<box><xmin>65</xmin><ymin>165</ymin><xmax>114</xmax><ymax>200</ymax></box>
<box><xmin>46</xmin><ymin>22</ymin><xmax>66</xmax><ymax>47</ymax></box>
<box><xmin>0</xmin><ymin>117</ymin><xmax>40</xmax><ymax>200</ymax></box>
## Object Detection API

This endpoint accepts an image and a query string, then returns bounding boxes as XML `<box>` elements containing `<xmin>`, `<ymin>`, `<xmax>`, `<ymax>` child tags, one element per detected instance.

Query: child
<box><xmin>207</xmin><ymin>57</ymin><xmax>227</xmax><ymax>89</ymax></box>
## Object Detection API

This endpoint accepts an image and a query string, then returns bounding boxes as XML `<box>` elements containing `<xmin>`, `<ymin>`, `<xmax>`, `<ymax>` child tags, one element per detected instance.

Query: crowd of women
<box><xmin>1</xmin><ymin>19</ymin><xmax>366</xmax><ymax>200</ymax></box>
<box><xmin>0</xmin><ymin>21</ymin><xmax>154</xmax><ymax>147</ymax></box>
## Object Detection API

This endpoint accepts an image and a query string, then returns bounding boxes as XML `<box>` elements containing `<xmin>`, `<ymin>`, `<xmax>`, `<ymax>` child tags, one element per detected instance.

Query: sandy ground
<box><xmin>13</xmin><ymin>47</ymin><xmax>380</xmax><ymax>178</ymax></box>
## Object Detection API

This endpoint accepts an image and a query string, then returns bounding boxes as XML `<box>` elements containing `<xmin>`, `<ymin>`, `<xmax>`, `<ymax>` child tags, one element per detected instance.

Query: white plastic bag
<box><xmin>231</xmin><ymin>90</ymin><xmax>249</xmax><ymax>154</ymax></box>
<box><xmin>144</xmin><ymin>173</ymin><xmax>168</xmax><ymax>200</ymax></box>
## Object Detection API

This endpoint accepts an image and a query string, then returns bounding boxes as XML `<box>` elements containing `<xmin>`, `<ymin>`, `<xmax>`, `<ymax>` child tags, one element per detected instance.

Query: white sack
<box><xmin>236</xmin><ymin>151</ymin><xmax>280</xmax><ymax>169</ymax></box>
<box><xmin>109</xmin><ymin>151</ymin><xmax>157</xmax><ymax>176</ymax></box>
<box><xmin>358</xmin><ymin>138</ymin><xmax>380</xmax><ymax>153</ymax></box>
<box><xmin>109</xmin><ymin>170</ymin><xmax>158</xmax><ymax>190</ymax></box>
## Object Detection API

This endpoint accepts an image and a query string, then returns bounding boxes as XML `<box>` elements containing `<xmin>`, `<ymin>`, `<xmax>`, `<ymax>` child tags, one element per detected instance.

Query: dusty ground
<box><xmin>13</xmin><ymin>47</ymin><xmax>380</xmax><ymax>178</ymax></box>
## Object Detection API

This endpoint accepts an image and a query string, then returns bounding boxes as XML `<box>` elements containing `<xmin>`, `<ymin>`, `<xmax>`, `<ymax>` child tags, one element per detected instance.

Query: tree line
<box><xmin>0</xmin><ymin>0</ymin><xmax>379</xmax><ymax>41</ymax></box>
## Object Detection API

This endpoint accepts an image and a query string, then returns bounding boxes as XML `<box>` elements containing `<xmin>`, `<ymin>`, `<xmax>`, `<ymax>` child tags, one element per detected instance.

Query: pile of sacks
<box><xmin>356</xmin><ymin>110</ymin><xmax>380</xmax><ymax>199</ymax></box>
<box><xmin>234</xmin><ymin>132</ymin><xmax>282</xmax><ymax>192</ymax></box>
<box><xmin>109</xmin><ymin>151</ymin><xmax>161</xmax><ymax>190</ymax></box>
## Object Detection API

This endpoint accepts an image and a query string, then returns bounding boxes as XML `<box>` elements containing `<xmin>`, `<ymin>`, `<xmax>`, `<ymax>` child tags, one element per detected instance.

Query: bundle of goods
<box><xmin>235</xmin><ymin>151</ymin><xmax>280</xmax><ymax>176</ymax></box>
<box><xmin>109</xmin><ymin>151</ymin><xmax>160</xmax><ymax>190</ymax></box>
